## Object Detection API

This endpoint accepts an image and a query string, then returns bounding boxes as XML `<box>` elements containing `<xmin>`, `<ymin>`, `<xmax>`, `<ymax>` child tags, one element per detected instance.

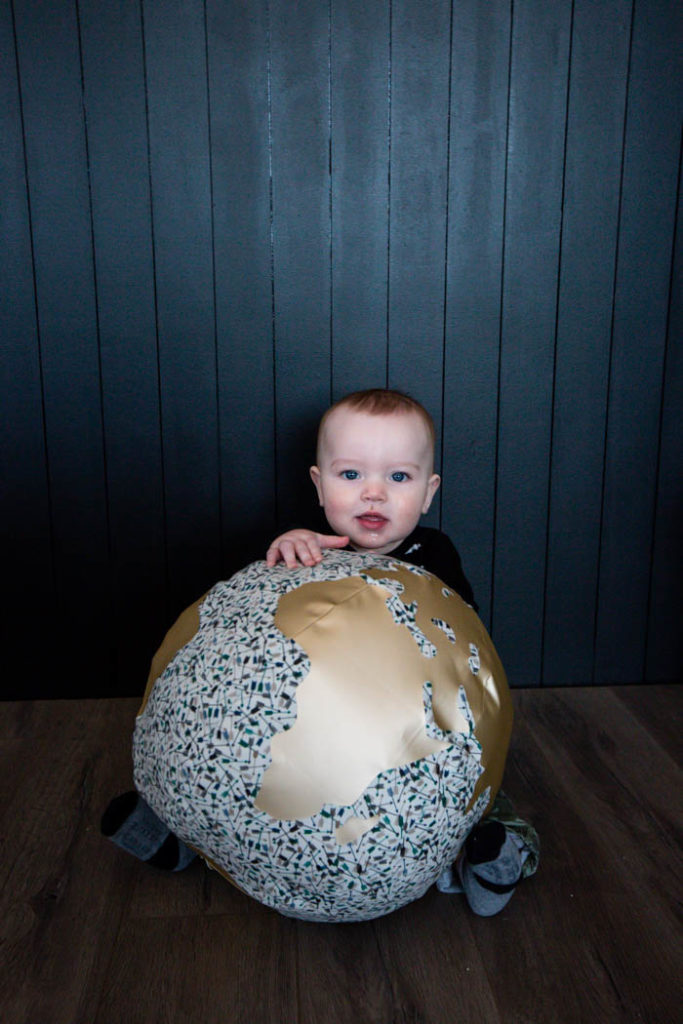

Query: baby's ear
<box><xmin>422</xmin><ymin>473</ymin><xmax>441</xmax><ymax>513</ymax></box>
<box><xmin>310</xmin><ymin>466</ymin><xmax>324</xmax><ymax>506</ymax></box>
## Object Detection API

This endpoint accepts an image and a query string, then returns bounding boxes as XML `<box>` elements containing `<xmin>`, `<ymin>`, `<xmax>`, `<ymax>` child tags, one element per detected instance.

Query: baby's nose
<box><xmin>362</xmin><ymin>478</ymin><xmax>387</xmax><ymax>501</ymax></box>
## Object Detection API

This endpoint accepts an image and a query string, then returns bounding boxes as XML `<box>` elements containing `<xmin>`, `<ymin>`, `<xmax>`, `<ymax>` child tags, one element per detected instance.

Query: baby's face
<box><xmin>310</xmin><ymin>407</ymin><xmax>440</xmax><ymax>555</ymax></box>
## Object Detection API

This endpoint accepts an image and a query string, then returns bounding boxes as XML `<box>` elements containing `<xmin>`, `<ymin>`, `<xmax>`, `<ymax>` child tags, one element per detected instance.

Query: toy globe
<box><xmin>133</xmin><ymin>550</ymin><xmax>513</xmax><ymax>922</ymax></box>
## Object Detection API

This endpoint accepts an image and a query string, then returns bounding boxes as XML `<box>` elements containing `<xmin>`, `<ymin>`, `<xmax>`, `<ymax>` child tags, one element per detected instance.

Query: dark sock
<box><xmin>101</xmin><ymin>791</ymin><xmax>196</xmax><ymax>871</ymax></box>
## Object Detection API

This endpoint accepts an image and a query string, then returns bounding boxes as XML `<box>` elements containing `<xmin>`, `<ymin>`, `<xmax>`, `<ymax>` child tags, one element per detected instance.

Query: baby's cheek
<box><xmin>398</xmin><ymin>491</ymin><xmax>422</xmax><ymax>515</ymax></box>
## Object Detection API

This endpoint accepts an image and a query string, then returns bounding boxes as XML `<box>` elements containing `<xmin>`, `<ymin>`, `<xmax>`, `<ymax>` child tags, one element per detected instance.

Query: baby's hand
<box><xmin>266</xmin><ymin>529</ymin><xmax>349</xmax><ymax>568</ymax></box>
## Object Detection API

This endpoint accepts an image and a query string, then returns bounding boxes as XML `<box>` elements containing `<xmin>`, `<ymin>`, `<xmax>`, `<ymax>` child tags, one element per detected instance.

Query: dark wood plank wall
<box><xmin>1</xmin><ymin>0</ymin><xmax>681</xmax><ymax>698</ymax></box>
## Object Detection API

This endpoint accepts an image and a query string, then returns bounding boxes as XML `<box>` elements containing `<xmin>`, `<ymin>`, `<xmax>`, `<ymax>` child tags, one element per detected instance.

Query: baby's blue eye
<box><xmin>341</xmin><ymin>470</ymin><xmax>359</xmax><ymax>480</ymax></box>
<box><xmin>391</xmin><ymin>471</ymin><xmax>409</xmax><ymax>482</ymax></box>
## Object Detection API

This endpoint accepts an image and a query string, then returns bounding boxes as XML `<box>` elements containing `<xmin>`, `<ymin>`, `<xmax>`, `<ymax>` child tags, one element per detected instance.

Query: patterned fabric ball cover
<box><xmin>133</xmin><ymin>550</ymin><xmax>513</xmax><ymax>922</ymax></box>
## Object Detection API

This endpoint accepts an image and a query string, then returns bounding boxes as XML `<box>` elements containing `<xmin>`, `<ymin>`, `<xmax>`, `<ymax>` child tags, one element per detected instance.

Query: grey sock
<box><xmin>435</xmin><ymin>862</ymin><xmax>464</xmax><ymax>894</ymax></box>
<box><xmin>459</xmin><ymin>820</ymin><xmax>522</xmax><ymax>916</ymax></box>
<box><xmin>101</xmin><ymin>791</ymin><xmax>196</xmax><ymax>871</ymax></box>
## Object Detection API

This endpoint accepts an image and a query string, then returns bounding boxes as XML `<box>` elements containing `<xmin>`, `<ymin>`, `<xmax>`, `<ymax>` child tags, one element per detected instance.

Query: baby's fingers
<box><xmin>294</xmin><ymin>538</ymin><xmax>323</xmax><ymax>566</ymax></box>
<box><xmin>277</xmin><ymin>540</ymin><xmax>301</xmax><ymax>568</ymax></box>
<box><xmin>265</xmin><ymin>529</ymin><xmax>346</xmax><ymax>568</ymax></box>
<box><xmin>317</xmin><ymin>533</ymin><xmax>350</xmax><ymax>550</ymax></box>
<box><xmin>265</xmin><ymin>543</ymin><xmax>284</xmax><ymax>567</ymax></box>
<box><xmin>268</xmin><ymin>539</ymin><xmax>320</xmax><ymax>568</ymax></box>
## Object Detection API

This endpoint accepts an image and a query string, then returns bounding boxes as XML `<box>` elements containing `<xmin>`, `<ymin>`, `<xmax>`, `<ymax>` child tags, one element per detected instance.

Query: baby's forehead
<box><xmin>320</xmin><ymin>407</ymin><xmax>433</xmax><ymax>456</ymax></box>
<box><xmin>326</xmin><ymin>406</ymin><xmax>422</xmax><ymax>433</ymax></box>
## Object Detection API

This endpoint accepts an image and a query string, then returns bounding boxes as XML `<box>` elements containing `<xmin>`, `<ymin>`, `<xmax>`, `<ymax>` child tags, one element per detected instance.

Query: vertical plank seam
<box><xmin>74</xmin><ymin>0</ymin><xmax>116</xmax><ymax>680</ymax></box>
<box><xmin>385</xmin><ymin>0</ymin><xmax>393</xmax><ymax>388</ymax></box>
<box><xmin>490</xmin><ymin>0</ymin><xmax>515</xmax><ymax>635</ymax></box>
<box><xmin>266</xmin><ymin>0</ymin><xmax>279</xmax><ymax>527</ymax></box>
<box><xmin>293</xmin><ymin>916</ymin><xmax>302</xmax><ymax>1022</ymax></box>
<box><xmin>592</xmin><ymin>0</ymin><xmax>636</xmax><ymax>685</ymax></box>
<box><xmin>438</xmin><ymin>0</ymin><xmax>456</xmax><ymax>532</ymax></box>
<box><xmin>139</xmin><ymin>0</ymin><xmax>170</xmax><ymax>623</ymax></box>
<box><xmin>541</xmin><ymin>0</ymin><xmax>576</xmax><ymax>686</ymax></box>
<box><xmin>328</xmin><ymin>0</ymin><xmax>334</xmax><ymax>406</ymax></box>
<box><xmin>9</xmin><ymin>0</ymin><xmax>59</xmax><ymax>604</ymax></box>
<box><xmin>202</xmin><ymin>0</ymin><xmax>224</xmax><ymax>574</ymax></box>
<box><xmin>643</xmin><ymin>122</ymin><xmax>683</xmax><ymax>682</ymax></box>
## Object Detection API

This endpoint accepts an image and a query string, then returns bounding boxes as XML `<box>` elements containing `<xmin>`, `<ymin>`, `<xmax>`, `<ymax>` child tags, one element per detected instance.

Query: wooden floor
<box><xmin>1</xmin><ymin>685</ymin><xmax>681</xmax><ymax>1024</ymax></box>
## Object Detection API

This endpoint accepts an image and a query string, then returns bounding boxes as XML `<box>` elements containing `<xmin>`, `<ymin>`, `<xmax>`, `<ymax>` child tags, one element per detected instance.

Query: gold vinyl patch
<box><xmin>254</xmin><ymin>566</ymin><xmax>512</xmax><ymax>824</ymax></box>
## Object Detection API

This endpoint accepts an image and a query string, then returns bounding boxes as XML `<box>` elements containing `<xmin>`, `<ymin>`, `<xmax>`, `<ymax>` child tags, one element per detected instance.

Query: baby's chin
<box><xmin>347</xmin><ymin>535</ymin><xmax>404</xmax><ymax>557</ymax></box>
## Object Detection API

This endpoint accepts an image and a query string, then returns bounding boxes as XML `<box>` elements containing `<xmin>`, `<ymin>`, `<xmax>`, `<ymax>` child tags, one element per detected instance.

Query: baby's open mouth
<box><xmin>356</xmin><ymin>513</ymin><xmax>388</xmax><ymax>529</ymax></box>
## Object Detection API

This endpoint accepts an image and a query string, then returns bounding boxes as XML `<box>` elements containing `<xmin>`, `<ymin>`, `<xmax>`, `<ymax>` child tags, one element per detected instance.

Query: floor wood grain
<box><xmin>1</xmin><ymin>687</ymin><xmax>681</xmax><ymax>1024</ymax></box>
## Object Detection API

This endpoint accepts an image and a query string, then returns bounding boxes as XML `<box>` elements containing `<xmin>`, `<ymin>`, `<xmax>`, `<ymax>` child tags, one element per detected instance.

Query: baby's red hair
<box><xmin>317</xmin><ymin>389</ymin><xmax>435</xmax><ymax>461</ymax></box>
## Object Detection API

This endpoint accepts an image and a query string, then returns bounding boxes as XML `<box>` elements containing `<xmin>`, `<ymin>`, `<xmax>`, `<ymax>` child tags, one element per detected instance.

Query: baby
<box><xmin>102</xmin><ymin>389</ymin><xmax>538</xmax><ymax>914</ymax></box>
<box><xmin>265</xmin><ymin>388</ymin><xmax>539</xmax><ymax>915</ymax></box>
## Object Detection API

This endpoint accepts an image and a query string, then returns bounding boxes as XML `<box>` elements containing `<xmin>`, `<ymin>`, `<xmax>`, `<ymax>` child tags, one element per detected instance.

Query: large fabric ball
<box><xmin>133</xmin><ymin>551</ymin><xmax>512</xmax><ymax>922</ymax></box>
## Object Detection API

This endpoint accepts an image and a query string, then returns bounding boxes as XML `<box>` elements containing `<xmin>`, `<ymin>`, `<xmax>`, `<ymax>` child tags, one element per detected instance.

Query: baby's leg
<box><xmin>436</xmin><ymin>791</ymin><xmax>539</xmax><ymax>916</ymax></box>
<box><xmin>101</xmin><ymin>791</ymin><xmax>196</xmax><ymax>871</ymax></box>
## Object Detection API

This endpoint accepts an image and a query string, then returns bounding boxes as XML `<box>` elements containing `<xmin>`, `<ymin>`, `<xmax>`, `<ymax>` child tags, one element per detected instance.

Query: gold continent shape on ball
<box><xmin>255</xmin><ymin>565</ymin><xmax>512</xmax><ymax>825</ymax></box>
<box><xmin>139</xmin><ymin>569</ymin><xmax>511</xmax><ymax>847</ymax></box>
